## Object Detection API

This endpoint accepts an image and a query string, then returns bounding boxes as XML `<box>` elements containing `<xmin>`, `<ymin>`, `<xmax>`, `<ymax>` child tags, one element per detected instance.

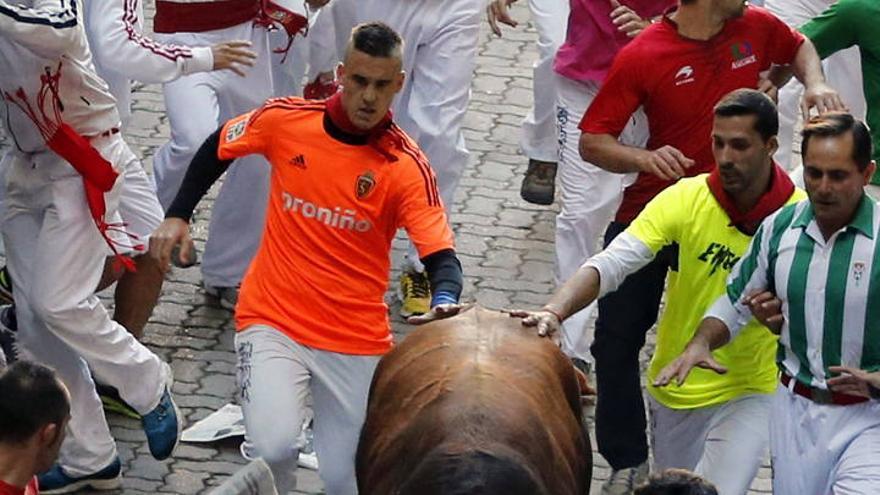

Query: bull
<box><xmin>356</xmin><ymin>306</ymin><xmax>592</xmax><ymax>495</ymax></box>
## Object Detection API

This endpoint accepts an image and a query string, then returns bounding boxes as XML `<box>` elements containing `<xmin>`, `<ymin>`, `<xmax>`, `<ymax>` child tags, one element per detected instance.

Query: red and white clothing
<box><xmin>0</xmin><ymin>0</ymin><xmax>168</xmax><ymax>476</ymax></box>
<box><xmin>552</xmin><ymin>0</ymin><xmax>670</xmax><ymax>361</ymax></box>
<box><xmin>0</xmin><ymin>477</ymin><xmax>38</xmax><ymax>495</ymax></box>
<box><xmin>83</xmin><ymin>0</ymin><xmax>214</xmax><ymax>129</ymax></box>
<box><xmin>151</xmin><ymin>0</ymin><xmax>274</xmax><ymax>289</ymax></box>
<box><xmin>581</xmin><ymin>5</ymin><xmax>805</xmax><ymax>223</ymax></box>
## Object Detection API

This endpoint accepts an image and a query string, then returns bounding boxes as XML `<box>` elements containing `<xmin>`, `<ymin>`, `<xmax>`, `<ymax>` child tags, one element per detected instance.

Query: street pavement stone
<box><xmin>0</xmin><ymin>0</ymin><xmax>776</xmax><ymax>493</ymax></box>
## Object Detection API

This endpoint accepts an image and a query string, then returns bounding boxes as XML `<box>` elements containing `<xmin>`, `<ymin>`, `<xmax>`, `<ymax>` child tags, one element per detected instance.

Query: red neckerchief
<box><xmin>707</xmin><ymin>162</ymin><xmax>795</xmax><ymax>235</ymax></box>
<box><xmin>326</xmin><ymin>92</ymin><xmax>400</xmax><ymax>161</ymax></box>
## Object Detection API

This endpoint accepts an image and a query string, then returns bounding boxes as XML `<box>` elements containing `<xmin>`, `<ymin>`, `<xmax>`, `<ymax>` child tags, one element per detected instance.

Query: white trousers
<box><xmin>2</xmin><ymin>136</ymin><xmax>166</xmax><ymax>476</ymax></box>
<box><xmin>649</xmin><ymin>393</ymin><xmax>771</xmax><ymax>495</ymax></box>
<box><xmin>770</xmin><ymin>384</ymin><xmax>880</xmax><ymax>494</ymax></box>
<box><xmin>355</xmin><ymin>0</ymin><xmax>482</xmax><ymax>269</ymax></box>
<box><xmin>520</xmin><ymin>0</ymin><xmax>569</xmax><ymax>162</ymax></box>
<box><xmin>152</xmin><ymin>22</ymin><xmax>274</xmax><ymax>288</ymax></box>
<box><xmin>765</xmin><ymin>0</ymin><xmax>866</xmax><ymax>171</ymax></box>
<box><xmin>235</xmin><ymin>325</ymin><xmax>381</xmax><ymax>495</ymax></box>
<box><xmin>554</xmin><ymin>76</ymin><xmax>646</xmax><ymax>363</ymax></box>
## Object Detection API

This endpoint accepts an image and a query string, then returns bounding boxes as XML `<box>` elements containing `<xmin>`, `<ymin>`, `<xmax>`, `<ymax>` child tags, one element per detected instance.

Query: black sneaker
<box><xmin>520</xmin><ymin>159</ymin><xmax>557</xmax><ymax>205</ymax></box>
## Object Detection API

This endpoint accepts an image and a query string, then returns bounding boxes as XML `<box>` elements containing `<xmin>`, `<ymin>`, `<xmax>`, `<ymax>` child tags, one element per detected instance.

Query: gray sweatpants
<box><xmin>235</xmin><ymin>325</ymin><xmax>381</xmax><ymax>495</ymax></box>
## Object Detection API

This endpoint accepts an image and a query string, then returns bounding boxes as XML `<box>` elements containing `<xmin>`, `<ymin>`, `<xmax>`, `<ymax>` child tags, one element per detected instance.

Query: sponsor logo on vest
<box><xmin>282</xmin><ymin>192</ymin><xmax>372</xmax><ymax>232</ymax></box>
<box><xmin>674</xmin><ymin>65</ymin><xmax>695</xmax><ymax>86</ymax></box>
<box><xmin>356</xmin><ymin>170</ymin><xmax>376</xmax><ymax>199</ymax></box>
<box><xmin>697</xmin><ymin>241</ymin><xmax>741</xmax><ymax>276</ymax></box>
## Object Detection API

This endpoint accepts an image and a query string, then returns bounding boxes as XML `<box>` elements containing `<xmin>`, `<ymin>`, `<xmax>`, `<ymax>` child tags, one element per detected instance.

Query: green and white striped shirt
<box><xmin>708</xmin><ymin>193</ymin><xmax>880</xmax><ymax>389</ymax></box>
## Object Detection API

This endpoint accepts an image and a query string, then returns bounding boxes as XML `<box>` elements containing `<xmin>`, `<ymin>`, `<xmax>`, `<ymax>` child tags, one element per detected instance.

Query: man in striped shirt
<box><xmin>657</xmin><ymin>112</ymin><xmax>880</xmax><ymax>494</ymax></box>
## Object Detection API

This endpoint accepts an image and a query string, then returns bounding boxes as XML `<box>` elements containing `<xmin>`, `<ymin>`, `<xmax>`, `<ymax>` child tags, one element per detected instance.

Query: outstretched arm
<box><xmin>653</xmin><ymin>317</ymin><xmax>731</xmax><ymax>387</ymax></box>
<box><xmin>407</xmin><ymin>249</ymin><xmax>465</xmax><ymax>324</ymax></box>
<box><xmin>513</xmin><ymin>231</ymin><xmax>655</xmax><ymax>336</ymax></box>
<box><xmin>150</xmin><ymin>127</ymin><xmax>233</xmax><ymax>271</ymax></box>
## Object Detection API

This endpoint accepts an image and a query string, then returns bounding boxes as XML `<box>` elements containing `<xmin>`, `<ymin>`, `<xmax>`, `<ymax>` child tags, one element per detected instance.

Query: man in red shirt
<box><xmin>0</xmin><ymin>362</ymin><xmax>71</xmax><ymax>495</ymax></box>
<box><xmin>150</xmin><ymin>22</ymin><xmax>463</xmax><ymax>495</ymax></box>
<box><xmin>576</xmin><ymin>0</ymin><xmax>844</xmax><ymax>486</ymax></box>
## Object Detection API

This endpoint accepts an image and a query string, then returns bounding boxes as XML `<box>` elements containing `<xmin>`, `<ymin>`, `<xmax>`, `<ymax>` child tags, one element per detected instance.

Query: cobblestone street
<box><xmin>0</xmin><ymin>1</ymin><xmax>775</xmax><ymax>493</ymax></box>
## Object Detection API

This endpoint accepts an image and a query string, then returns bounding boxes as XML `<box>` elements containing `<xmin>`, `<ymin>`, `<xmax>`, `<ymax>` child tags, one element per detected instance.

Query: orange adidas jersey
<box><xmin>218</xmin><ymin>98</ymin><xmax>454</xmax><ymax>355</ymax></box>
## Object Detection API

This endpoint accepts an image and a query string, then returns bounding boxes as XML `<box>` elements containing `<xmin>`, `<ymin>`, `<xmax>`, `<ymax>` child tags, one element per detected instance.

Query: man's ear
<box><xmin>395</xmin><ymin>71</ymin><xmax>405</xmax><ymax>93</ymax></box>
<box><xmin>336</xmin><ymin>62</ymin><xmax>345</xmax><ymax>83</ymax></box>
<box><xmin>864</xmin><ymin>160</ymin><xmax>876</xmax><ymax>185</ymax></box>
<box><xmin>766</xmin><ymin>135</ymin><xmax>779</xmax><ymax>158</ymax></box>
<box><xmin>38</xmin><ymin>422</ymin><xmax>62</xmax><ymax>448</ymax></box>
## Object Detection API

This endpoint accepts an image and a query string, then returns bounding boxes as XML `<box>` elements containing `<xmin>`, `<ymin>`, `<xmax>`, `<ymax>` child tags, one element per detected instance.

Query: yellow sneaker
<box><xmin>398</xmin><ymin>271</ymin><xmax>431</xmax><ymax>318</ymax></box>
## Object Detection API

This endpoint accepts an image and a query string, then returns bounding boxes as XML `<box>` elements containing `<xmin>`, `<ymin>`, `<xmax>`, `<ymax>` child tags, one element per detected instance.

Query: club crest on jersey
<box><xmin>225</xmin><ymin>119</ymin><xmax>247</xmax><ymax>142</ymax></box>
<box><xmin>853</xmin><ymin>261</ymin><xmax>866</xmax><ymax>287</ymax></box>
<box><xmin>356</xmin><ymin>170</ymin><xmax>377</xmax><ymax>199</ymax></box>
<box><xmin>731</xmin><ymin>41</ymin><xmax>757</xmax><ymax>69</ymax></box>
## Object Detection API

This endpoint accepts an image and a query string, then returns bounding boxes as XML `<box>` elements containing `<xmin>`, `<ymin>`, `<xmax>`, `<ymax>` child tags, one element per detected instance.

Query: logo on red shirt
<box><xmin>731</xmin><ymin>42</ymin><xmax>757</xmax><ymax>69</ymax></box>
<box><xmin>674</xmin><ymin>65</ymin><xmax>695</xmax><ymax>86</ymax></box>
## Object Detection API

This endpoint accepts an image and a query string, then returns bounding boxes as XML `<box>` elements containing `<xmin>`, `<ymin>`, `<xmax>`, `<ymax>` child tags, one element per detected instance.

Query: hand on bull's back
<box><xmin>407</xmin><ymin>303</ymin><xmax>466</xmax><ymax>325</ymax></box>
<box><xmin>508</xmin><ymin>308</ymin><xmax>562</xmax><ymax>338</ymax></box>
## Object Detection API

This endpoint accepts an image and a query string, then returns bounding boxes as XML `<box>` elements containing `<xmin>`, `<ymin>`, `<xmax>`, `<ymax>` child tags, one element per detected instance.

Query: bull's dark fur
<box><xmin>356</xmin><ymin>306</ymin><xmax>592</xmax><ymax>495</ymax></box>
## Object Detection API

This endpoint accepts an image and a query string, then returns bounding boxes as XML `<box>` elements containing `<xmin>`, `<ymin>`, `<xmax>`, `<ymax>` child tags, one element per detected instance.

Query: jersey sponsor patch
<box><xmin>731</xmin><ymin>41</ymin><xmax>757</xmax><ymax>69</ymax></box>
<box><xmin>225</xmin><ymin>119</ymin><xmax>248</xmax><ymax>142</ymax></box>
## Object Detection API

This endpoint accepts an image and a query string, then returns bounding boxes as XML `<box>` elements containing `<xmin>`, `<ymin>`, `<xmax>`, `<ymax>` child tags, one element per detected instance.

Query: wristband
<box><xmin>431</xmin><ymin>291</ymin><xmax>458</xmax><ymax>308</ymax></box>
<box><xmin>541</xmin><ymin>306</ymin><xmax>564</xmax><ymax>323</ymax></box>
<box><xmin>870</xmin><ymin>384</ymin><xmax>880</xmax><ymax>400</ymax></box>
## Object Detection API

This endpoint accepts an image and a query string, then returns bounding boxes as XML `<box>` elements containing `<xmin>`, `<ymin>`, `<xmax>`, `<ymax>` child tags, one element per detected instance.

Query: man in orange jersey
<box><xmin>149</xmin><ymin>22</ymin><xmax>464</xmax><ymax>495</ymax></box>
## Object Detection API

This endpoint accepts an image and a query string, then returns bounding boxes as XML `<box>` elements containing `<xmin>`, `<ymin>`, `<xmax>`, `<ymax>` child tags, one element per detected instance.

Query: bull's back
<box><xmin>356</xmin><ymin>307</ymin><xmax>591</xmax><ymax>495</ymax></box>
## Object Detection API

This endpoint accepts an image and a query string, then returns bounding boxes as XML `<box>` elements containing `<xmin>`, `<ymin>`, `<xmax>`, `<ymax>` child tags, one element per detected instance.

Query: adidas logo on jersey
<box><xmin>281</xmin><ymin>191</ymin><xmax>372</xmax><ymax>232</ymax></box>
<box><xmin>289</xmin><ymin>154</ymin><xmax>306</xmax><ymax>168</ymax></box>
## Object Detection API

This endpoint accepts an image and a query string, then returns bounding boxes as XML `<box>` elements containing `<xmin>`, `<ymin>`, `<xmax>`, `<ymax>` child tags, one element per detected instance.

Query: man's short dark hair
<box><xmin>634</xmin><ymin>469</ymin><xmax>719</xmax><ymax>495</ymax></box>
<box><xmin>713</xmin><ymin>88</ymin><xmax>779</xmax><ymax>141</ymax></box>
<box><xmin>801</xmin><ymin>112</ymin><xmax>873</xmax><ymax>171</ymax></box>
<box><xmin>0</xmin><ymin>361</ymin><xmax>69</xmax><ymax>444</ymax></box>
<box><xmin>349</xmin><ymin>22</ymin><xmax>403</xmax><ymax>59</ymax></box>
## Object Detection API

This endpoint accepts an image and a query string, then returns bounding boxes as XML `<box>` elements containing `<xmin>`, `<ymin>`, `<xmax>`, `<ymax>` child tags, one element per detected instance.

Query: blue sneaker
<box><xmin>38</xmin><ymin>457</ymin><xmax>121</xmax><ymax>494</ymax></box>
<box><xmin>141</xmin><ymin>380</ymin><xmax>182</xmax><ymax>460</ymax></box>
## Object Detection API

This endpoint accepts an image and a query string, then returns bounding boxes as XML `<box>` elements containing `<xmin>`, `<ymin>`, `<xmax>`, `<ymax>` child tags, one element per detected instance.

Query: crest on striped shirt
<box><xmin>853</xmin><ymin>261</ymin><xmax>866</xmax><ymax>287</ymax></box>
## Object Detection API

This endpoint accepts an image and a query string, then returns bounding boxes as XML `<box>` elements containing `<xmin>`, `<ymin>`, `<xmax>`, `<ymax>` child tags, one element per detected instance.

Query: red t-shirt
<box><xmin>0</xmin><ymin>477</ymin><xmax>38</xmax><ymax>495</ymax></box>
<box><xmin>580</xmin><ymin>6</ymin><xmax>804</xmax><ymax>223</ymax></box>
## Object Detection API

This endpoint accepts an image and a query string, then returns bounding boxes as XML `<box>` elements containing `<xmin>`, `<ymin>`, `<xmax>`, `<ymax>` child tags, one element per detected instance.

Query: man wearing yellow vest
<box><xmin>514</xmin><ymin>89</ymin><xmax>803</xmax><ymax>494</ymax></box>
